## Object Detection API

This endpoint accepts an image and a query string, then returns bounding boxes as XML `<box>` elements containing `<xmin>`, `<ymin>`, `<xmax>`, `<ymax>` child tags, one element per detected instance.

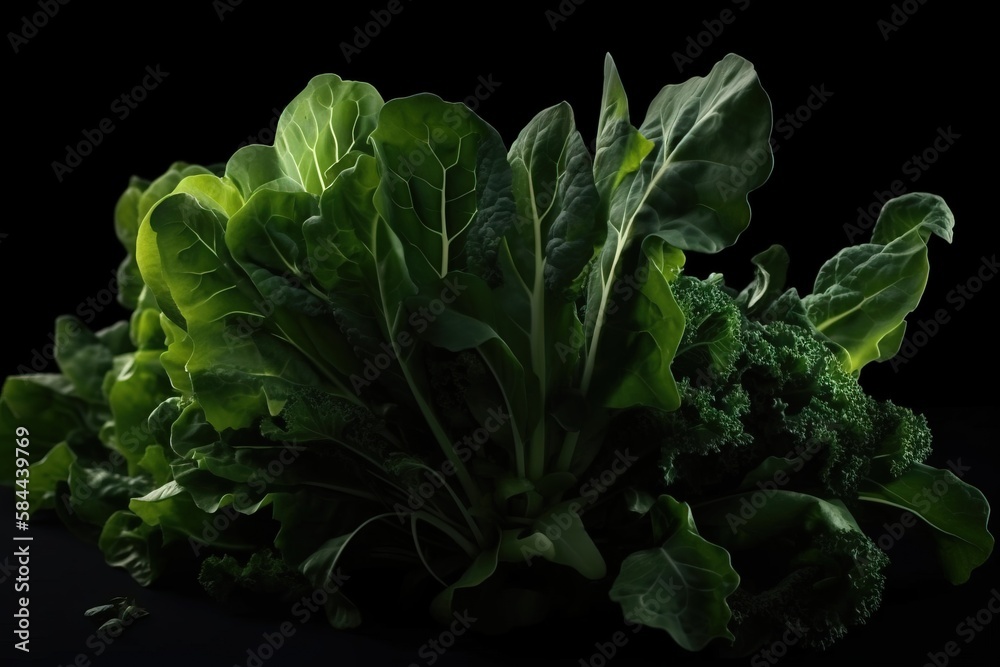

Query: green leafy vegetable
<box><xmin>1</xmin><ymin>53</ymin><xmax>990</xmax><ymax>660</ymax></box>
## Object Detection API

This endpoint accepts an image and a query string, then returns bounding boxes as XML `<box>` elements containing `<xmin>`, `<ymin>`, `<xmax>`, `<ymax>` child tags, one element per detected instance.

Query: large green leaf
<box><xmin>506</xmin><ymin>101</ymin><xmax>602</xmax><ymax>298</ymax></box>
<box><xmin>274</xmin><ymin>74</ymin><xmax>383</xmax><ymax>194</ymax></box>
<box><xmin>632</xmin><ymin>54</ymin><xmax>772</xmax><ymax>253</ymax></box>
<box><xmin>371</xmin><ymin>94</ymin><xmax>516</xmax><ymax>285</ymax></box>
<box><xmin>141</xmin><ymin>191</ymin><xmax>262</xmax><ymax>427</ymax></box>
<box><xmin>859</xmin><ymin>463</ymin><xmax>993</xmax><ymax>584</ymax></box>
<box><xmin>803</xmin><ymin>192</ymin><xmax>954</xmax><ymax>374</ymax></box>
<box><xmin>117</xmin><ymin>163</ymin><xmax>218</xmax><ymax>309</ymax></box>
<box><xmin>496</xmin><ymin>102</ymin><xmax>602</xmax><ymax>478</ymax></box>
<box><xmin>142</xmin><ymin>191</ymin><xmax>353</xmax><ymax>429</ymax></box>
<box><xmin>582</xmin><ymin>53</ymin><xmax>771</xmax><ymax>403</ymax></box>
<box><xmin>313</xmin><ymin>153</ymin><xmax>419</xmax><ymax>404</ymax></box>
<box><xmin>609</xmin><ymin>495</ymin><xmax>739</xmax><ymax>651</ymax></box>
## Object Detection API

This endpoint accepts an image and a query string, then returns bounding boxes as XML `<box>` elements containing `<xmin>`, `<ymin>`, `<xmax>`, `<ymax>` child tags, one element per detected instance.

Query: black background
<box><xmin>4</xmin><ymin>1</ymin><xmax>996</xmax><ymax>665</ymax></box>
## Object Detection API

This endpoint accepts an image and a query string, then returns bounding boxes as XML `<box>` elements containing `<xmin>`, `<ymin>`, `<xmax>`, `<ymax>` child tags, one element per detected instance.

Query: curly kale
<box><xmin>621</xmin><ymin>274</ymin><xmax>956</xmax><ymax>653</ymax></box>
<box><xmin>199</xmin><ymin>549</ymin><xmax>311</xmax><ymax>610</ymax></box>
<box><xmin>726</xmin><ymin>528</ymin><xmax>889</xmax><ymax>651</ymax></box>
<box><xmin>655</xmin><ymin>275</ymin><xmax>933</xmax><ymax>501</ymax></box>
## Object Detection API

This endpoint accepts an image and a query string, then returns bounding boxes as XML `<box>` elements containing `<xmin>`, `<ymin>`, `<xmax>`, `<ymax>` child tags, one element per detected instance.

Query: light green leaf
<box><xmin>225</xmin><ymin>144</ymin><xmax>303</xmax><ymax>199</ymax></box>
<box><xmin>274</xmin><ymin>74</ymin><xmax>383</xmax><ymax>194</ymax></box>
<box><xmin>804</xmin><ymin>192</ymin><xmax>954</xmax><ymax>373</ymax></box>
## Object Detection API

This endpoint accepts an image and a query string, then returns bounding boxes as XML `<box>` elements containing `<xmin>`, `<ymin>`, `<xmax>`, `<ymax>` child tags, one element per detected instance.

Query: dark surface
<box><xmin>4</xmin><ymin>413</ymin><xmax>995</xmax><ymax>667</ymax></box>
<box><xmin>4</xmin><ymin>1</ymin><xmax>997</xmax><ymax>665</ymax></box>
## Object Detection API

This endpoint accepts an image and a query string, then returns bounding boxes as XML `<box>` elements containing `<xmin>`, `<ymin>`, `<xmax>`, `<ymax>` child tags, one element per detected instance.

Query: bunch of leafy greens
<box><xmin>2</xmin><ymin>54</ymin><xmax>992</xmax><ymax>655</ymax></box>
